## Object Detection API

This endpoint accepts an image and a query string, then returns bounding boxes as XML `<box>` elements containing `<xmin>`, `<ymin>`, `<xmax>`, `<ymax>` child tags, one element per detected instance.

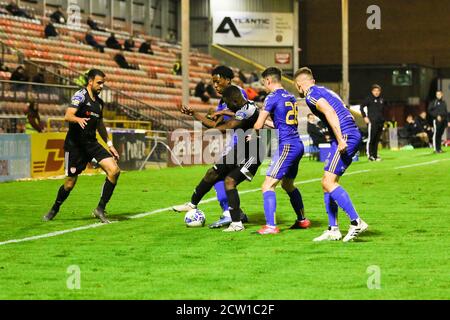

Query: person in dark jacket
<box><xmin>138</xmin><ymin>39</ymin><xmax>154</xmax><ymax>55</ymax></box>
<box><xmin>85</xmin><ymin>31</ymin><xmax>105</xmax><ymax>52</ymax></box>
<box><xmin>6</xmin><ymin>0</ymin><xmax>33</xmax><ymax>19</ymax></box>
<box><xmin>114</xmin><ymin>51</ymin><xmax>138</xmax><ymax>70</ymax></box>
<box><xmin>10</xmin><ymin>65</ymin><xmax>29</xmax><ymax>91</ymax></box>
<box><xmin>124</xmin><ymin>37</ymin><xmax>135</xmax><ymax>52</ymax></box>
<box><xmin>50</xmin><ymin>6</ymin><xmax>66</xmax><ymax>24</ymax></box>
<box><xmin>87</xmin><ymin>15</ymin><xmax>106</xmax><ymax>32</ymax></box>
<box><xmin>428</xmin><ymin>91</ymin><xmax>448</xmax><ymax>153</ymax></box>
<box><xmin>416</xmin><ymin>111</ymin><xmax>433</xmax><ymax>144</ymax></box>
<box><xmin>360</xmin><ymin>84</ymin><xmax>387</xmax><ymax>161</ymax></box>
<box><xmin>44</xmin><ymin>22</ymin><xmax>58</xmax><ymax>38</ymax></box>
<box><xmin>106</xmin><ymin>33</ymin><xmax>122</xmax><ymax>50</ymax></box>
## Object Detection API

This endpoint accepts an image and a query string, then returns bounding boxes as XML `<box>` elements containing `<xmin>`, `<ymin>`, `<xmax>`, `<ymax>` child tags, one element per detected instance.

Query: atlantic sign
<box><xmin>213</xmin><ymin>12</ymin><xmax>293</xmax><ymax>47</ymax></box>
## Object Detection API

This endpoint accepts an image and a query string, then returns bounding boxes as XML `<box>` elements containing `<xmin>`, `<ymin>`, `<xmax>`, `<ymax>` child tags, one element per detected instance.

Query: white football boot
<box><xmin>313</xmin><ymin>226</ymin><xmax>342</xmax><ymax>242</ymax></box>
<box><xmin>172</xmin><ymin>202</ymin><xmax>196</xmax><ymax>212</ymax></box>
<box><xmin>343</xmin><ymin>219</ymin><xmax>368</xmax><ymax>242</ymax></box>
<box><xmin>222</xmin><ymin>221</ymin><xmax>245</xmax><ymax>232</ymax></box>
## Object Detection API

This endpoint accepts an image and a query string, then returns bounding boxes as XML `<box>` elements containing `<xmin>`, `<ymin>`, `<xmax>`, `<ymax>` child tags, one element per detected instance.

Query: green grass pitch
<box><xmin>0</xmin><ymin>147</ymin><xmax>449</xmax><ymax>299</ymax></box>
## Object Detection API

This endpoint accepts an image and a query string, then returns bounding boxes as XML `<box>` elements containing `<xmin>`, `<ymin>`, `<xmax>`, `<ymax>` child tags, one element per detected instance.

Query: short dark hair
<box><xmin>371</xmin><ymin>84</ymin><xmax>381</xmax><ymax>90</ymax></box>
<box><xmin>211</xmin><ymin>65</ymin><xmax>234</xmax><ymax>80</ymax></box>
<box><xmin>87</xmin><ymin>69</ymin><xmax>105</xmax><ymax>80</ymax></box>
<box><xmin>294</xmin><ymin>67</ymin><xmax>314</xmax><ymax>79</ymax></box>
<box><xmin>262</xmin><ymin>67</ymin><xmax>282</xmax><ymax>82</ymax></box>
<box><xmin>222</xmin><ymin>85</ymin><xmax>244</xmax><ymax>101</ymax></box>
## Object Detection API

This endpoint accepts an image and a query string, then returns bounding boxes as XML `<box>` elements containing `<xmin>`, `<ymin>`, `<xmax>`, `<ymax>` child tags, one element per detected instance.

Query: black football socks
<box><xmin>225</xmin><ymin>189</ymin><xmax>241</xmax><ymax>222</ymax></box>
<box><xmin>98</xmin><ymin>178</ymin><xmax>117</xmax><ymax>210</ymax></box>
<box><xmin>191</xmin><ymin>179</ymin><xmax>215</xmax><ymax>206</ymax></box>
<box><xmin>52</xmin><ymin>185</ymin><xmax>71</xmax><ymax>212</ymax></box>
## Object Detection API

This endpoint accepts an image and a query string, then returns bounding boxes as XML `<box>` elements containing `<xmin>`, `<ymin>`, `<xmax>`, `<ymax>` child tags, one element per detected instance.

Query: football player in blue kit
<box><xmin>252</xmin><ymin>67</ymin><xmax>311</xmax><ymax>234</ymax></box>
<box><xmin>294</xmin><ymin>67</ymin><xmax>368</xmax><ymax>242</ymax></box>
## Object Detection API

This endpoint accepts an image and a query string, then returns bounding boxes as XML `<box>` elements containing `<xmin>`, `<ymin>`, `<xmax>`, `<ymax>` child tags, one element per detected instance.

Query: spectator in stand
<box><xmin>85</xmin><ymin>31</ymin><xmax>105</xmax><ymax>53</ymax></box>
<box><xmin>114</xmin><ymin>51</ymin><xmax>138</xmax><ymax>70</ymax></box>
<box><xmin>6</xmin><ymin>0</ymin><xmax>33</xmax><ymax>19</ymax></box>
<box><xmin>405</xmin><ymin>114</ymin><xmax>429</xmax><ymax>147</ymax></box>
<box><xmin>238</xmin><ymin>69</ymin><xmax>248</xmax><ymax>84</ymax></box>
<box><xmin>166</xmin><ymin>31</ymin><xmax>177</xmax><ymax>44</ymax></box>
<box><xmin>50</xmin><ymin>5</ymin><xmax>66</xmax><ymax>24</ymax></box>
<box><xmin>44</xmin><ymin>22</ymin><xmax>58</xmax><ymax>38</ymax></box>
<box><xmin>25</xmin><ymin>101</ymin><xmax>42</xmax><ymax>133</ymax></box>
<box><xmin>307</xmin><ymin>113</ymin><xmax>329</xmax><ymax>147</ymax></box>
<box><xmin>106</xmin><ymin>33</ymin><xmax>122</xmax><ymax>50</ymax></box>
<box><xmin>194</xmin><ymin>78</ymin><xmax>211</xmax><ymax>103</ymax></box>
<box><xmin>428</xmin><ymin>90</ymin><xmax>448</xmax><ymax>153</ymax></box>
<box><xmin>10</xmin><ymin>65</ymin><xmax>29</xmax><ymax>91</ymax></box>
<box><xmin>124</xmin><ymin>36</ymin><xmax>135</xmax><ymax>52</ymax></box>
<box><xmin>0</xmin><ymin>61</ymin><xmax>9</xmax><ymax>72</ymax></box>
<box><xmin>87</xmin><ymin>15</ymin><xmax>106</xmax><ymax>32</ymax></box>
<box><xmin>248</xmin><ymin>70</ymin><xmax>260</xmax><ymax>84</ymax></box>
<box><xmin>172</xmin><ymin>54</ymin><xmax>182</xmax><ymax>76</ymax></box>
<box><xmin>31</xmin><ymin>68</ymin><xmax>45</xmax><ymax>93</ymax></box>
<box><xmin>245</xmin><ymin>86</ymin><xmax>259</xmax><ymax>101</ymax></box>
<box><xmin>416</xmin><ymin>111</ymin><xmax>433</xmax><ymax>145</ymax></box>
<box><xmin>139</xmin><ymin>39</ymin><xmax>154</xmax><ymax>55</ymax></box>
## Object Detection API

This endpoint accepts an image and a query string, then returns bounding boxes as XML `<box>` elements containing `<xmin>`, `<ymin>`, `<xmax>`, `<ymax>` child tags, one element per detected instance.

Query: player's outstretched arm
<box><xmin>214</xmin><ymin>119</ymin><xmax>243</xmax><ymax>133</ymax></box>
<box><xmin>65</xmin><ymin>107</ymin><xmax>90</xmax><ymax>129</ymax></box>
<box><xmin>316</xmin><ymin>98</ymin><xmax>347</xmax><ymax>153</ymax></box>
<box><xmin>180</xmin><ymin>104</ymin><xmax>218</xmax><ymax>129</ymax></box>
<box><xmin>97</xmin><ymin>119</ymin><xmax>120</xmax><ymax>160</ymax></box>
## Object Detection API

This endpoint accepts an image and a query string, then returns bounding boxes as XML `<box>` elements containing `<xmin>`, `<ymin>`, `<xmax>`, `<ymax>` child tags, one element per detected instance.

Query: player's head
<box><xmin>406</xmin><ymin>114</ymin><xmax>414</xmax><ymax>123</ymax></box>
<box><xmin>211</xmin><ymin>65</ymin><xmax>234</xmax><ymax>95</ymax></box>
<box><xmin>371</xmin><ymin>84</ymin><xmax>382</xmax><ymax>97</ymax></box>
<box><xmin>261</xmin><ymin>67</ymin><xmax>282</xmax><ymax>91</ymax></box>
<box><xmin>222</xmin><ymin>85</ymin><xmax>247</xmax><ymax>111</ymax></box>
<box><xmin>294</xmin><ymin>67</ymin><xmax>315</xmax><ymax>98</ymax></box>
<box><xmin>436</xmin><ymin>90</ymin><xmax>443</xmax><ymax>100</ymax></box>
<box><xmin>87</xmin><ymin>69</ymin><xmax>105</xmax><ymax>95</ymax></box>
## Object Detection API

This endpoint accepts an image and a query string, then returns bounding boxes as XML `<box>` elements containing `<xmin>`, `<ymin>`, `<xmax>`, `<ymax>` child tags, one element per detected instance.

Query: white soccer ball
<box><xmin>184</xmin><ymin>209</ymin><xmax>206</xmax><ymax>227</ymax></box>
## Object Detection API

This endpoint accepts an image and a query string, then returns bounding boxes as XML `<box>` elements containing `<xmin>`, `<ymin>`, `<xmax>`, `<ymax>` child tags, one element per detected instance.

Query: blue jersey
<box><xmin>264</xmin><ymin>88</ymin><xmax>300</xmax><ymax>143</ymax></box>
<box><xmin>216</xmin><ymin>86</ymin><xmax>248</xmax><ymax>121</ymax></box>
<box><xmin>305</xmin><ymin>85</ymin><xmax>358</xmax><ymax>139</ymax></box>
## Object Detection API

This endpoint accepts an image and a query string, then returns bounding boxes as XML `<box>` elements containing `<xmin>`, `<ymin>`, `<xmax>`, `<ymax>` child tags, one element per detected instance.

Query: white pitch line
<box><xmin>394</xmin><ymin>158</ymin><xmax>450</xmax><ymax>169</ymax></box>
<box><xmin>0</xmin><ymin>158</ymin><xmax>444</xmax><ymax>246</ymax></box>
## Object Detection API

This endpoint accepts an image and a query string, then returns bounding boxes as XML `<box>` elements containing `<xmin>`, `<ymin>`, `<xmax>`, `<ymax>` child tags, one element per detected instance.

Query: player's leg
<box><xmin>279</xmin><ymin>145</ymin><xmax>311</xmax><ymax>230</ymax></box>
<box><xmin>172</xmin><ymin>166</ymin><xmax>223</xmax><ymax>212</ymax></box>
<box><xmin>43</xmin><ymin>148</ymin><xmax>86</xmax><ymax>221</ymax></box>
<box><xmin>94</xmin><ymin>156</ymin><xmax>120</xmax><ymax>223</ymax></box>
<box><xmin>316</xmin><ymin>135</ymin><xmax>368</xmax><ymax>241</ymax></box>
<box><xmin>214</xmin><ymin>180</ymin><xmax>229</xmax><ymax>215</ymax></box>
<box><xmin>43</xmin><ymin>176</ymin><xmax>78</xmax><ymax>221</ymax></box>
<box><xmin>373</xmin><ymin>122</ymin><xmax>384</xmax><ymax>160</ymax></box>
<box><xmin>222</xmin><ymin>159</ymin><xmax>261</xmax><ymax>232</ymax></box>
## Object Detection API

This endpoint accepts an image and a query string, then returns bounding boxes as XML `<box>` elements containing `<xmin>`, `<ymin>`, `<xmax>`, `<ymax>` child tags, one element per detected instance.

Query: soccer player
<box><xmin>200</xmin><ymin>65</ymin><xmax>249</xmax><ymax>228</ymax></box>
<box><xmin>294</xmin><ymin>67</ymin><xmax>368</xmax><ymax>242</ymax></box>
<box><xmin>252</xmin><ymin>67</ymin><xmax>311</xmax><ymax>234</ymax></box>
<box><xmin>173</xmin><ymin>85</ymin><xmax>263</xmax><ymax>232</ymax></box>
<box><xmin>43</xmin><ymin>69</ymin><xmax>120</xmax><ymax>224</ymax></box>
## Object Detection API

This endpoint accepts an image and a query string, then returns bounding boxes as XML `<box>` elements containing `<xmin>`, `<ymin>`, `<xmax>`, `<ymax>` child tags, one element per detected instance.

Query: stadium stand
<box><xmin>0</xmin><ymin>11</ymin><xmax>224</xmax><ymax>130</ymax></box>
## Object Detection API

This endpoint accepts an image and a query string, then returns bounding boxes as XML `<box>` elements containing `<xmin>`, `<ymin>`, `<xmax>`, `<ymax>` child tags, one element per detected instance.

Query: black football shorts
<box><xmin>64</xmin><ymin>142</ymin><xmax>112</xmax><ymax>177</ymax></box>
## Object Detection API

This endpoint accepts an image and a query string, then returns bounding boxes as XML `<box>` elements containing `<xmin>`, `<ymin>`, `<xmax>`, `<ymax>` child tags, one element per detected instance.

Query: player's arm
<box><xmin>97</xmin><ymin>118</ymin><xmax>120</xmax><ymax>160</ymax></box>
<box><xmin>64</xmin><ymin>107</ymin><xmax>90</xmax><ymax>129</ymax></box>
<box><xmin>264</xmin><ymin>118</ymin><xmax>275</xmax><ymax>128</ymax></box>
<box><xmin>253</xmin><ymin>110</ymin><xmax>270</xmax><ymax>131</ymax></box>
<box><xmin>315</xmin><ymin>98</ymin><xmax>347</xmax><ymax>153</ymax></box>
<box><xmin>214</xmin><ymin>118</ymin><xmax>244</xmax><ymax>133</ymax></box>
<box><xmin>180</xmin><ymin>105</ymin><xmax>217</xmax><ymax>128</ymax></box>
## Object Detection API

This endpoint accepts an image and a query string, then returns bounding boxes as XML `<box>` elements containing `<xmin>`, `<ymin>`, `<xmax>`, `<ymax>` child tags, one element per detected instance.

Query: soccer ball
<box><xmin>184</xmin><ymin>209</ymin><xmax>206</xmax><ymax>227</ymax></box>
